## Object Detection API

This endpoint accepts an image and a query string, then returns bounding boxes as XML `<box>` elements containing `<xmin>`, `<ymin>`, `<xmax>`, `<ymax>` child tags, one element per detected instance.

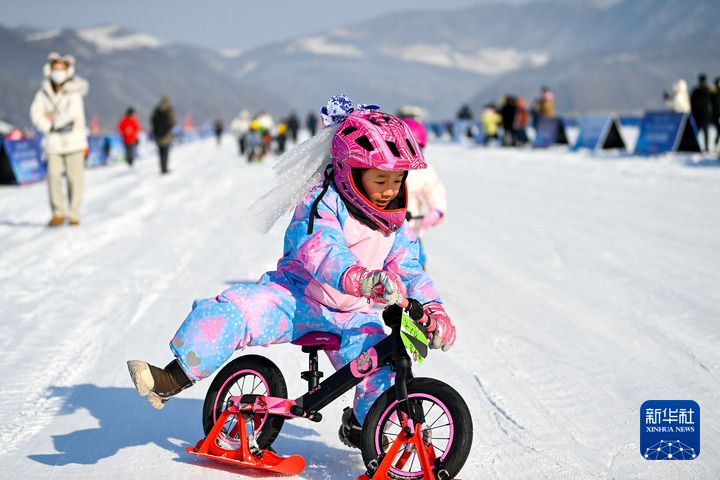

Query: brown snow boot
<box><xmin>127</xmin><ymin>359</ymin><xmax>194</xmax><ymax>409</ymax></box>
<box><xmin>48</xmin><ymin>215</ymin><xmax>65</xmax><ymax>226</ymax></box>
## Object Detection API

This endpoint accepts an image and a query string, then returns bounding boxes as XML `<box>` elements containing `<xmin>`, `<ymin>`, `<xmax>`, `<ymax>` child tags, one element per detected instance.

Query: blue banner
<box><xmin>86</xmin><ymin>135</ymin><xmax>108</xmax><ymax>167</ymax></box>
<box><xmin>105</xmin><ymin>134</ymin><xmax>125</xmax><ymax>163</ymax></box>
<box><xmin>573</xmin><ymin>115</ymin><xmax>626</xmax><ymax>151</ymax></box>
<box><xmin>573</xmin><ymin>115</ymin><xmax>611</xmax><ymax>150</ymax></box>
<box><xmin>426</xmin><ymin>122</ymin><xmax>442</xmax><ymax>140</ymax></box>
<box><xmin>533</xmin><ymin>117</ymin><xmax>568</xmax><ymax>148</ymax></box>
<box><xmin>619</xmin><ymin>115</ymin><xmax>641</xmax><ymax>127</ymax></box>
<box><xmin>472</xmin><ymin>121</ymin><xmax>486</xmax><ymax>145</ymax></box>
<box><xmin>634</xmin><ymin>111</ymin><xmax>700</xmax><ymax>155</ymax></box>
<box><xmin>562</xmin><ymin>117</ymin><xmax>579</xmax><ymax>128</ymax></box>
<box><xmin>88</xmin><ymin>134</ymin><xmax>129</xmax><ymax>166</ymax></box>
<box><xmin>441</xmin><ymin>121</ymin><xmax>453</xmax><ymax>139</ymax></box>
<box><xmin>452</xmin><ymin>120</ymin><xmax>470</xmax><ymax>142</ymax></box>
<box><xmin>2</xmin><ymin>138</ymin><xmax>46</xmax><ymax>184</ymax></box>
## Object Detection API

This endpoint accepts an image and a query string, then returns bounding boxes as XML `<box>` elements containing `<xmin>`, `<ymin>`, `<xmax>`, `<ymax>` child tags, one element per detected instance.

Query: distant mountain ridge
<box><xmin>0</xmin><ymin>25</ymin><xmax>289</xmax><ymax>130</ymax></box>
<box><xmin>225</xmin><ymin>0</ymin><xmax>719</xmax><ymax>118</ymax></box>
<box><xmin>1</xmin><ymin>0</ymin><xmax>718</xmax><ymax>129</ymax></box>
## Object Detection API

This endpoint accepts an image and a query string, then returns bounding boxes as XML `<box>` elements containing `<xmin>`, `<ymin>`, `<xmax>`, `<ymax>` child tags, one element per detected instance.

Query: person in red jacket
<box><xmin>117</xmin><ymin>107</ymin><xmax>142</xmax><ymax>166</ymax></box>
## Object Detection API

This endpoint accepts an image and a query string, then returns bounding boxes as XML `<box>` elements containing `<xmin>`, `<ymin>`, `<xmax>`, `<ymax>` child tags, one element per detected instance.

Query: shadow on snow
<box><xmin>26</xmin><ymin>384</ymin><xmax>361</xmax><ymax>476</ymax></box>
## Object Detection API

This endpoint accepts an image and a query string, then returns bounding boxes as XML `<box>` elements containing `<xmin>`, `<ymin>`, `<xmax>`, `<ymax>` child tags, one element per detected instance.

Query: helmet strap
<box><xmin>307</xmin><ymin>164</ymin><xmax>334</xmax><ymax>235</ymax></box>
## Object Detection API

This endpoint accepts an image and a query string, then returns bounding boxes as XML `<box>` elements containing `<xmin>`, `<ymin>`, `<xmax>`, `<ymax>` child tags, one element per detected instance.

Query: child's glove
<box><xmin>418</xmin><ymin>301</ymin><xmax>456</xmax><ymax>351</ymax></box>
<box><xmin>421</xmin><ymin>209</ymin><xmax>444</xmax><ymax>230</ymax></box>
<box><xmin>342</xmin><ymin>265</ymin><xmax>406</xmax><ymax>305</ymax></box>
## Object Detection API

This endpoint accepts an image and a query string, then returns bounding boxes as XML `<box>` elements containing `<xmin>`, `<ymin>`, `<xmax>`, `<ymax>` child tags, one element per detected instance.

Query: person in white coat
<box><xmin>667</xmin><ymin>79</ymin><xmax>691</xmax><ymax>114</ymax></box>
<box><xmin>402</xmin><ymin>118</ymin><xmax>447</xmax><ymax>269</ymax></box>
<box><xmin>30</xmin><ymin>52</ymin><xmax>89</xmax><ymax>226</ymax></box>
<box><xmin>230</xmin><ymin>110</ymin><xmax>251</xmax><ymax>155</ymax></box>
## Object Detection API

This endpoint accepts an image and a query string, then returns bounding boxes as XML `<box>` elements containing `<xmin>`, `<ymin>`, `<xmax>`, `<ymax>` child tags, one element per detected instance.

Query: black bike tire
<box><xmin>360</xmin><ymin>377</ymin><xmax>472</xmax><ymax>480</ymax></box>
<box><xmin>201</xmin><ymin>354</ymin><xmax>287</xmax><ymax>449</ymax></box>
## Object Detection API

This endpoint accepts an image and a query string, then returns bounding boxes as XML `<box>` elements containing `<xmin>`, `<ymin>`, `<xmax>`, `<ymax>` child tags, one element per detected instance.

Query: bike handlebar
<box><xmin>386</xmin><ymin>297</ymin><xmax>425</xmax><ymax>323</ymax></box>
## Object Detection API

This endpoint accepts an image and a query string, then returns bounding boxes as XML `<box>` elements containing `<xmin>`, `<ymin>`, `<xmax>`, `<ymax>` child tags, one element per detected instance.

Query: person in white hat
<box><xmin>30</xmin><ymin>52</ymin><xmax>89</xmax><ymax>226</ymax></box>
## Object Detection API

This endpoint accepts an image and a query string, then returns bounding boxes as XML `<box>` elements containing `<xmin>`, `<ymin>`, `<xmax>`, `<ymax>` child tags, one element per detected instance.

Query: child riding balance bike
<box><xmin>127</xmin><ymin>95</ymin><xmax>471</xmax><ymax>478</ymax></box>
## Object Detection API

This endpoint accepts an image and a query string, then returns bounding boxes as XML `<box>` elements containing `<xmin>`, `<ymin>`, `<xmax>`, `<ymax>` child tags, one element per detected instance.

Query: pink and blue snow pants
<box><xmin>170</xmin><ymin>271</ymin><xmax>394</xmax><ymax>423</ymax></box>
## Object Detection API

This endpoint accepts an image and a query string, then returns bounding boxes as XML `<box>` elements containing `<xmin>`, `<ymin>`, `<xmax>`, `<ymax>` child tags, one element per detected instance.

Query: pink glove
<box><xmin>418</xmin><ymin>301</ymin><xmax>456</xmax><ymax>351</ymax></box>
<box><xmin>421</xmin><ymin>209</ymin><xmax>444</xmax><ymax>229</ymax></box>
<box><xmin>342</xmin><ymin>265</ymin><xmax>407</xmax><ymax>305</ymax></box>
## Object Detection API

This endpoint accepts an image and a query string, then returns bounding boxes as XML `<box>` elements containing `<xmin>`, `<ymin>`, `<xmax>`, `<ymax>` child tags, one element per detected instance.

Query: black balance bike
<box><xmin>187</xmin><ymin>298</ymin><xmax>472</xmax><ymax>479</ymax></box>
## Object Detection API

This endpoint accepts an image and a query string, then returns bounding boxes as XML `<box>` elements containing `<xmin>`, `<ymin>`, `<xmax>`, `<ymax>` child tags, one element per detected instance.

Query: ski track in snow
<box><xmin>0</xmin><ymin>134</ymin><xmax>719</xmax><ymax>479</ymax></box>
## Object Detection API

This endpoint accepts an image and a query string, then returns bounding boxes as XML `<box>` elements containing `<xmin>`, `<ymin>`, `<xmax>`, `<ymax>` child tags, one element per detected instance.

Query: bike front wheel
<box><xmin>201</xmin><ymin>354</ymin><xmax>287</xmax><ymax>450</ymax></box>
<box><xmin>361</xmin><ymin>377</ymin><xmax>472</xmax><ymax>480</ymax></box>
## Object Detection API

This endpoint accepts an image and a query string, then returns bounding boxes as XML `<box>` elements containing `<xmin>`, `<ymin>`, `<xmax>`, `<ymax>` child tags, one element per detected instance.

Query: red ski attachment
<box><xmin>356</xmin><ymin>423</ymin><xmax>460</xmax><ymax>480</ymax></box>
<box><xmin>186</xmin><ymin>407</ymin><xmax>305</xmax><ymax>476</ymax></box>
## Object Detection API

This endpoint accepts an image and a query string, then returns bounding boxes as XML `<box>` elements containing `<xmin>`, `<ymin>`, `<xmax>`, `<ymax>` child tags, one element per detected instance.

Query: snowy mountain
<box><xmin>225</xmin><ymin>0</ymin><xmax>720</xmax><ymax>118</ymax></box>
<box><xmin>72</xmin><ymin>25</ymin><xmax>164</xmax><ymax>52</ymax></box>
<box><xmin>0</xmin><ymin>133</ymin><xmax>718</xmax><ymax>478</ymax></box>
<box><xmin>466</xmin><ymin>0</ymin><xmax>720</xmax><ymax>114</ymax></box>
<box><xmin>0</xmin><ymin>24</ymin><xmax>290</xmax><ymax>130</ymax></box>
<box><xmin>1</xmin><ymin>0</ymin><xmax>718</xmax><ymax>128</ymax></box>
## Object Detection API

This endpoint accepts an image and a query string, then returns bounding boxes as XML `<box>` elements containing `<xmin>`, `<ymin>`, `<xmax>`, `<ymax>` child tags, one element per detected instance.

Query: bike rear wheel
<box><xmin>202</xmin><ymin>355</ymin><xmax>287</xmax><ymax>449</ymax></box>
<box><xmin>361</xmin><ymin>378</ymin><xmax>472</xmax><ymax>480</ymax></box>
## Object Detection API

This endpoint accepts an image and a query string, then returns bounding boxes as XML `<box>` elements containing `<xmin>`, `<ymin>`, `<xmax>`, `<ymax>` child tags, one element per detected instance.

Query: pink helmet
<box><xmin>401</xmin><ymin>117</ymin><xmax>427</xmax><ymax>148</ymax></box>
<box><xmin>331</xmin><ymin>110</ymin><xmax>426</xmax><ymax>233</ymax></box>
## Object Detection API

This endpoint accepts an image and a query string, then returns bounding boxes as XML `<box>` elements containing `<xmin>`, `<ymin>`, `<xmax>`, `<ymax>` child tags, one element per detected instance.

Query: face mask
<box><xmin>50</xmin><ymin>70</ymin><xmax>68</xmax><ymax>85</ymax></box>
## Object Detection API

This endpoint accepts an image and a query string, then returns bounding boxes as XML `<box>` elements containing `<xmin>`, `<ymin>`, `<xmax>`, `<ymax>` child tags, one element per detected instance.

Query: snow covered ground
<box><xmin>1</xmin><ymin>134</ymin><xmax>718</xmax><ymax>479</ymax></box>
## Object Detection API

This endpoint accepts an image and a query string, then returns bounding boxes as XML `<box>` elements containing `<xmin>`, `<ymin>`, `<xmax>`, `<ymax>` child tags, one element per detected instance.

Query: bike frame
<box><xmin>194</xmin><ymin>301</ymin><xmax>459</xmax><ymax>479</ymax></box>
<box><xmin>229</xmin><ymin>305</ymin><xmax>426</xmax><ymax>428</ymax></box>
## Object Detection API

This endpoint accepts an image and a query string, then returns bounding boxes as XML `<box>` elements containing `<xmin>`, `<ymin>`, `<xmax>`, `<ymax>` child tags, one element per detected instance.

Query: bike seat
<box><xmin>291</xmin><ymin>332</ymin><xmax>341</xmax><ymax>351</ymax></box>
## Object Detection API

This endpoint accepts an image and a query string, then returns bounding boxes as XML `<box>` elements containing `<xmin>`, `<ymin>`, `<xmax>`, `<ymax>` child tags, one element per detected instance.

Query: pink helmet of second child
<box><xmin>401</xmin><ymin>117</ymin><xmax>427</xmax><ymax>148</ymax></box>
<box><xmin>331</xmin><ymin>110</ymin><xmax>426</xmax><ymax>233</ymax></box>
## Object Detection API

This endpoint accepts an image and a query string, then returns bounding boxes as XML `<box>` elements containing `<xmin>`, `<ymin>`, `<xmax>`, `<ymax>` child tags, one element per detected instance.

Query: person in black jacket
<box><xmin>151</xmin><ymin>96</ymin><xmax>176</xmax><ymax>174</ymax></box>
<box><xmin>690</xmin><ymin>74</ymin><xmax>712</xmax><ymax>152</ymax></box>
<box><xmin>499</xmin><ymin>95</ymin><xmax>517</xmax><ymax>146</ymax></box>
<box><xmin>306</xmin><ymin>111</ymin><xmax>318</xmax><ymax>136</ymax></box>
<box><xmin>711</xmin><ymin>77</ymin><xmax>720</xmax><ymax>152</ymax></box>
<box><xmin>286</xmin><ymin>112</ymin><xmax>300</xmax><ymax>143</ymax></box>
<box><xmin>213</xmin><ymin>117</ymin><xmax>224</xmax><ymax>146</ymax></box>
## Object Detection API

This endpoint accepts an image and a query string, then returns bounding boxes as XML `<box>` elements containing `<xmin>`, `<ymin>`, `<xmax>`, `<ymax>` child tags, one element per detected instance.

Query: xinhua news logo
<box><xmin>640</xmin><ymin>400</ymin><xmax>700</xmax><ymax>460</ymax></box>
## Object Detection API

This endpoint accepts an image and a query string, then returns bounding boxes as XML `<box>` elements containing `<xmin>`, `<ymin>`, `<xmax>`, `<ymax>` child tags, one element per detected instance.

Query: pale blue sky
<box><xmin>2</xmin><ymin>0</ymin><xmax>536</xmax><ymax>50</ymax></box>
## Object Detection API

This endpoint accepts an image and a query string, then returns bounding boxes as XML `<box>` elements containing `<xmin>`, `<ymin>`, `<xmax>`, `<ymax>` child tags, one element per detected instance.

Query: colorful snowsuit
<box><xmin>170</xmin><ymin>182</ymin><xmax>441</xmax><ymax>422</ymax></box>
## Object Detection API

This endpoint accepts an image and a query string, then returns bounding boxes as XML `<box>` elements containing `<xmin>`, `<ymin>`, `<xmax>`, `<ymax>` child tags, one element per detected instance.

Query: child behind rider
<box><xmin>401</xmin><ymin>118</ymin><xmax>447</xmax><ymax>269</ymax></box>
<box><xmin>127</xmin><ymin>95</ymin><xmax>456</xmax><ymax>449</ymax></box>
